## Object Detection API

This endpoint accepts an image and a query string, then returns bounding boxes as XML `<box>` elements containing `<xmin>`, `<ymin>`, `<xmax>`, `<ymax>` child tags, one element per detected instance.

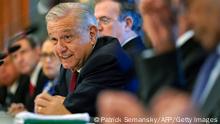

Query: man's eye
<box><xmin>99</xmin><ymin>16</ymin><xmax>111</xmax><ymax>24</ymax></box>
<box><xmin>101</xmin><ymin>17</ymin><xmax>109</xmax><ymax>22</ymax></box>
<box><xmin>63</xmin><ymin>35</ymin><xmax>73</xmax><ymax>42</ymax></box>
<box><xmin>50</xmin><ymin>38</ymin><xmax>58</xmax><ymax>45</ymax></box>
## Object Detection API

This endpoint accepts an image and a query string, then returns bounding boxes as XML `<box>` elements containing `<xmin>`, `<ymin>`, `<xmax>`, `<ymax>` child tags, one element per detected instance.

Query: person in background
<box><xmin>190</xmin><ymin>0</ymin><xmax>220</xmax><ymax>120</ymax></box>
<box><xmin>8</xmin><ymin>33</ymin><xmax>48</xmax><ymax>115</ymax></box>
<box><xmin>0</xmin><ymin>54</ymin><xmax>27</xmax><ymax>111</ymax></box>
<box><xmin>172</xmin><ymin>0</ymin><xmax>207</xmax><ymax>92</ymax></box>
<box><xmin>94</xmin><ymin>0</ymin><xmax>146</xmax><ymax>93</ymax></box>
<box><xmin>96</xmin><ymin>0</ymin><xmax>203</xmax><ymax>122</ymax></box>
<box><xmin>34</xmin><ymin>2</ymin><xmax>135</xmax><ymax>117</ymax></box>
<box><xmin>41</xmin><ymin>39</ymin><xmax>61</xmax><ymax>95</ymax></box>
<box><xmin>94</xmin><ymin>0</ymin><xmax>146</xmax><ymax>56</ymax></box>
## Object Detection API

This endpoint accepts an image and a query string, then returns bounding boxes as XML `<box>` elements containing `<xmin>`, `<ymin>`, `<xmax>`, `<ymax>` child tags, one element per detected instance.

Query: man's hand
<box><xmin>34</xmin><ymin>92</ymin><xmax>71</xmax><ymax>115</ymax></box>
<box><xmin>8</xmin><ymin>103</ymin><xmax>26</xmax><ymax>117</ymax></box>
<box><xmin>139</xmin><ymin>0</ymin><xmax>175</xmax><ymax>54</ymax></box>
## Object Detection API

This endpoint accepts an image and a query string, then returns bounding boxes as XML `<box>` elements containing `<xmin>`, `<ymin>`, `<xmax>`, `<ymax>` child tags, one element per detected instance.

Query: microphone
<box><xmin>8</xmin><ymin>44</ymin><xmax>21</xmax><ymax>54</ymax></box>
<box><xmin>25</xmin><ymin>25</ymin><xmax>38</xmax><ymax>35</ymax></box>
<box><xmin>8</xmin><ymin>25</ymin><xmax>38</xmax><ymax>44</ymax></box>
<box><xmin>0</xmin><ymin>44</ymin><xmax>20</xmax><ymax>61</ymax></box>
<box><xmin>0</xmin><ymin>52</ymin><xmax>7</xmax><ymax>60</ymax></box>
<box><xmin>0</xmin><ymin>61</ymin><xmax>3</xmax><ymax>66</ymax></box>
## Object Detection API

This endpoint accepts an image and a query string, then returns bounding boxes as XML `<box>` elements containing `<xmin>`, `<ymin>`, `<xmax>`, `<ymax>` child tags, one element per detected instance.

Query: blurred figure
<box><xmin>190</xmin><ymin>0</ymin><xmax>220</xmax><ymax>120</ymax></box>
<box><xmin>8</xmin><ymin>33</ymin><xmax>48</xmax><ymax>115</ymax></box>
<box><xmin>172</xmin><ymin>0</ymin><xmax>207</xmax><ymax>91</ymax></box>
<box><xmin>34</xmin><ymin>2</ymin><xmax>135</xmax><ymax>116</ymax></box>
<box><xmin>11</xmin><ymin>36</ymin><xmax>40</xmax><ymax>75</ymax></box>
<box><xmin>136</xmin><ymin>0</ymin><xmax>182</xmax><ymax>104</ymax></box>
<box><xmin>98</xmin><ymin>88</ymin><xmax>196</xmax><ymax>124</ymax></box>
<box><xmin>98</xmin><ymin>91</ymin><xmax>147</xmax><ymax>124</ymax></box>
<box><xmin>0</xmin><ymin>55</ymin><xmax>20</xmax><ymax>110</ymax></box>
<box><xmin>41</xmin><ymin>39</ymin><xmax>61</xmax><ymax>95</ymax></box>
<box><xmin>97</xmin><ymin>0</ymin><xmax>203</xmax><ymax>123</ymax></box>
<box><xmin>139</xmin><ymin>0</ymin><xmax>175</xmax><ymax>54</ymax></box>
<box><xmin>0</xmin><ymin>45</ymin><xmax>29</xmax><ymax>112</ymax></box>
<box><xmin>136</xmin><ymin>0</ymin><xmax>207</xmax><ymax>106</ymax></box>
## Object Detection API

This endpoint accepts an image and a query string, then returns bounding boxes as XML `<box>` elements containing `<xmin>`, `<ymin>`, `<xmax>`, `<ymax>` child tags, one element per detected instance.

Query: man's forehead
<box><xmin>95</xmin><ymin>0</ymin><xmax>120</xmax><ymax>17</ymax></box>
<box><xmin>16</xmin><ymin>39</ymin><xmax>30</xmax><ymax>47</ymax></box>
<box><xmin>48</xmin><ymin>28</ymin><xmax>74</xmax><ymax>35</ymax></box>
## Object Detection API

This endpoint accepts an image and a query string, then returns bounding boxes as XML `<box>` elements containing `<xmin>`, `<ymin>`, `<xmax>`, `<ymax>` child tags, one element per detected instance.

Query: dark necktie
<box><xmin>69</xmin><ymin>72</ymin><xmax>78</xmax><ymax>93</ymax></box>
<box><xmin>192</xmin><ymin>52</ymin><xmax>219</xmax><ymax>104</ymax></box>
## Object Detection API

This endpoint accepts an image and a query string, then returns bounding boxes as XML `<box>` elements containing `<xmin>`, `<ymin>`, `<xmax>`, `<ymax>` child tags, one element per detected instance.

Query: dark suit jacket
<box><xmin>136</xmin><ymin>36</ymin><xmax>207</xmax><ymax>105</ymax></box>
<box><xmin>122</xmin><ymin>36</ymin><xmax>146</xmax><ymax>57</ymax></box>
<box><xmin>200</xmin><ymin>75</ymin><xmax>220</xmax><ymax>121</ymax></box>
<box><xmin>0</xmin><ymin>75</ymin><xmax>29</xmax><ymax>110</ymax></box>
<box><xmin>180</xmin><ymin>37</ymin><xmax>207</xmax><ymax>91</ymax></box>
<box><xmin>122</xmin><ymin>36</ymin><xmax>146</xmax><ymax>93</ymax></box>
<box><xmin>24</xmin><ymin>69</ymin><xmax>49</xmax><ymax>112</ymax></box>
<box><xmin>192</xmin><ymin>50</ymin><xmax>220</xmax><ymax>121</ymax></box>
<box><xmin>54</xmin><ymin>66</ymin><xmax>72</xmax><ymax>97</ymax></box>
<box><xmin>56</xmin><ymin>36</ymin><xmax>135</xmax><ymax>116</ymax></box>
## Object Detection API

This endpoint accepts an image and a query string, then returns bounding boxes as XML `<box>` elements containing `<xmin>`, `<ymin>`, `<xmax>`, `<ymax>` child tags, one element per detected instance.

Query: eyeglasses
<box><xmin>97</xmin><ymin>16</ymin><xmax>114</xmax><ymax>25</ymax></box>
<box><xmin>41</xmin><ymin>53</ymin><xmax>56</xmax><ymax>60</ymax></box>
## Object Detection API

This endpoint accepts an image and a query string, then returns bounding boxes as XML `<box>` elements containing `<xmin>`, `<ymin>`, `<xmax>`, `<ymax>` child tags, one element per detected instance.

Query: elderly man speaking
<box><xmin>34</xmin><ymin>2</ymin><xmax>135</xmax><ymax>117</ymax></box>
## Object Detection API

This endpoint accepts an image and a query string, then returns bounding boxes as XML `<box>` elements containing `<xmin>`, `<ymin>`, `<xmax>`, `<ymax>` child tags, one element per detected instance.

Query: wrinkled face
<box><xmin>189</xmin><ymin>0</ymin><xmax>220</xmax><ymax>51</ymax></box>
<box><xmin>41</xmin><ymin>40</ymin><xmax>60</xmax><ymax>79</ymax></box>
<box><xmin>47</xmin><ymin>16</ymin><xmax>95</xmax><ymax>71</ymax></box>
<box><xmin>12</xmin><ymin>39</ymin><xmax>40</xmax><ymax>75</ymax></box>
<box><xmin>0</xmin><ymin>57</ymin><xmax>19</xmax><ymax>86</ymax></box>
<box><xmin>95</xmin><ymin>0</ymin><xmax>126</xmax><ymax>43</ymax></box>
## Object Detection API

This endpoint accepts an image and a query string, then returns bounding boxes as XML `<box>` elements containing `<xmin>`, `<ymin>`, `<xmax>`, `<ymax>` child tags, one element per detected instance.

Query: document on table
<box><xmin>14</xmin><ymin>111</ymin><xmax>90</xmax><ymax>124</ymax></box>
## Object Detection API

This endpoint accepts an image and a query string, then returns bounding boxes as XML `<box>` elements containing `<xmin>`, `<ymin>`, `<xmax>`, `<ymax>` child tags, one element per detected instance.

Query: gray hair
<box><xmin>46</xmin><ymin>2</ymin><xmax>97</xmax><ymax>31</ymax></box>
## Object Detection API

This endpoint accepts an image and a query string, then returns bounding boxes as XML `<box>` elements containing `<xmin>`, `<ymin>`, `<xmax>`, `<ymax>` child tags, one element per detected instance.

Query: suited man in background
<box><xmin>190</xmin><ymin>0</ymin><xmax>220</xmax><ymax>120</ymax></box>
<box><xmin>0</xmin><ymin>54</ymin><xmax>27</xmax><ymax>111</ymax></box>
<box><xmin>94</xmin><ymin>0</ymin><xmax>146</xmax><ymax>56</ymax></box>
<box><xmin>8</xmin><ymin>34</ymin><xmax>48</xmax><ymax>115</ymax></box>
<box><xmin>172</xmin><ymin>0</ymin><xmax>207</xmax><ymax>92</ymax></box>
<box><xmin>34</xmin><ymin>2</ymin><xmax>135</xmax><ymax>117</ymax></box>
<box><xmin>40</xmin><ymin>39</ymin><xmax>61</xmax><ymax>95</ymax></box>
<box><xmin>94</xmin><ymin>0</ymin><xmax>146</xmax><ymax>93</ymax></box>
<box><xmin>97</xmin><ymin>0</ymin><xmax>220</xmax><ymax>122</ymax></box>
<box><xmin>136</xmin><ymin>0</ymin><xmax>207</xmax><ymax>105</ymax></box>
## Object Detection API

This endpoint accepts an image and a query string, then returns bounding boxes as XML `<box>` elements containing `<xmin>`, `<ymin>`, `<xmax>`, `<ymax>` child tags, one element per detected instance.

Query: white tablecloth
<box><xmin>0</xmin><ymin>111</ymin><xmax>13</xmax><ymax>124</ymax></box>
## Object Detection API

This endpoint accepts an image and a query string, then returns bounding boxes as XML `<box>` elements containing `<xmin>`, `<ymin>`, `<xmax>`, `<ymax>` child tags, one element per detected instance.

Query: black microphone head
<box><xmin>0</xmin><ymin>61</ymin><xmax>4</xmax><ymax>66</ymax></box>
<box><xmin>25</xmin><ymin>25</ymin><xmax>38</xmax><ymax>35</ymax></box>
<box><xmin>0</xmin><ymin>52</ymin><xmax>7</xmax><ymax>60</ymax></box>
<box><xmin>8</xmin><ymin>44</ymin><xmax>21</xmax><ymax>54</ymax></box>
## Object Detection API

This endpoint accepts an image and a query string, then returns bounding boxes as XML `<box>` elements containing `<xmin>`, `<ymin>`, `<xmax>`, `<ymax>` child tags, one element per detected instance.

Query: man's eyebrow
<box><xmin>48</xmin><ymin>29</ymin><xmax>72</xmax><ymax>35</ymax></box>
<box><xmin>62</xmin><ymin>29</ymin><xmax>73</xmax><ymax>32</ymax></box>
<box><xmin>99</xmin><ymin>16</ymin><xmax>108</xmax><ymax>19</ymax></box>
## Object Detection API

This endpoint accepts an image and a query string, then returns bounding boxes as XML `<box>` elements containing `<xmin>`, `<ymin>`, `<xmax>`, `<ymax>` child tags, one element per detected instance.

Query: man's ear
<box><xmin>89</xmin><ymin>25</ymin><xmax>98</xmax><ymax>45</ymax></box>
<box><xmin>124</xmin><ymin>16</ymin><xmax>133</xmax><ymax>31</ymax></box>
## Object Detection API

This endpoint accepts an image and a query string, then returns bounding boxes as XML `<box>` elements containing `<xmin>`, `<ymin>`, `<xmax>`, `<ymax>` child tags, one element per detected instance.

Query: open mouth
<box><xmin>60</xmin><ymin>54</ymin><xmax>73</xmax><ymax>59</ymax></box>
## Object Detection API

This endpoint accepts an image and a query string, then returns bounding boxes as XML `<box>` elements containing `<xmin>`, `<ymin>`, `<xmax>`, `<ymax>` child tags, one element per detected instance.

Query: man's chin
<box><xmin>62</xmin><ymin>63</ymin><xmax>76</xmax><ymax>70</ymax></box>
<box><xmin>62</xmin><ymin>64</ymin><xmax>71</xmax><ymax>69</ymax></box>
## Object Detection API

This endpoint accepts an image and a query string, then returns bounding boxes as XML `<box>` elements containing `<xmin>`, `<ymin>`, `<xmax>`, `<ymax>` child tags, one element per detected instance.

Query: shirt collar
<box><xmin>7</xmin><ymin>81</ymin><xmax>18</xmax><ymax>94</ymax></box>
<box><xmin>176</xmin><ymin>30</ymin><xmax>194</xmax><ymax>48</ymax></box>
<box><xmin>30</xmin><ymin>62</ymin><xmax>42</xmax><ymax>86</ymax></box>
<box><xmin>121</xmin><ymin>34</ymin><xmax>138</xmax><ymax>47</ymax></box>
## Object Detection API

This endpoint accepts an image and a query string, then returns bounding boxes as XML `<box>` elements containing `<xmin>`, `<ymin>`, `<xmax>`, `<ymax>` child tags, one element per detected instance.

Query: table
<box><xmin>0</xmin><ymin>111</ymin><xmax>14</xmax><ymax>124</ymax></box>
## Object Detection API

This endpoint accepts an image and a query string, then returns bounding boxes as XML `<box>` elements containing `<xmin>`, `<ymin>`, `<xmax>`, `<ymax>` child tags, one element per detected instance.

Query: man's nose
<box><xmin>98</xmin><ymin>23</ymin><xmax>104</xmax><ymax>32</ymax></box>
<box><xmin>56</xmin><ymin>41</ymin><xmax>67</xmax><ymax>53</ymax></box>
